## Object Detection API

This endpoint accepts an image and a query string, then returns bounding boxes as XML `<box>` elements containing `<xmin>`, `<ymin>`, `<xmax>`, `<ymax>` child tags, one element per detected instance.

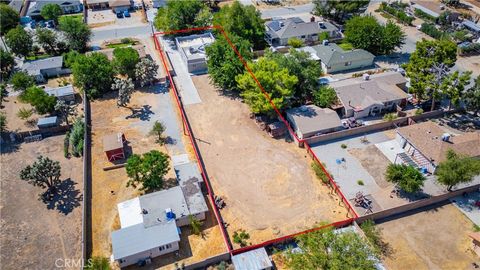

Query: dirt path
<box><xmin>185</xmin><ymin>75</ymin><xmax>348</xmax><ymax>246</ymax></box>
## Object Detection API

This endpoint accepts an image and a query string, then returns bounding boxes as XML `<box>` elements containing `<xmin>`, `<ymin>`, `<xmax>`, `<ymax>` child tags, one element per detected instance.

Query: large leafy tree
<box><xmin>126</xmin><ymin>150</ymin><xmax>170</xmax><ymax>191</ymax></box>
<box><xmin>405</xmin><ymin>39</ymin><xmax>457</xmax><ymax>103</ymax></box>
<box><xmin>72</xmin><ymin>53</ymin><xmax>114</xmax><ymax>99</ymax></box>
<box><xmin>113</xmin><ymin>47</ymin><xmax>140</xmax><ymax>78</ymax></box>
<box><xmin>35</xmin><ymin>28</ymin><xmax>59</xmax><ymax>55</ymax></box>
<box><xmin>154</xmin><ymin>0</ymin><xmax>211</xmax><ymax>33</ymax></box>
<box><xmin>205</xmin><ymin>34</ymin><xmax>252</xmax><ymax>91</ymax></box>
<box><xmin>59</xmin><ymin>16</ymin><xmax>91</xmax><ymax>52</ymax></box>
<box><xmin>344</xmin><ymin>16</ymin><xmax>405</xmax><ymax>55</ymax></box>
<box><xmin>55</xmin><ymin>99</ymin><xmax>76</xmax><ymax>126</ymax></box>
<box><xmin>436</xmin><ymin>150</ymin><xmax>480</xmax><ymax>191</ymax></box>
<box><xmin>20</xmin><ymin>86</ymin><xmax>57</xmax><ymax>114</ymax></box>
<box><xmin>313</xmin><ymin>0</ymin><xmax>370</xmax><ymax>23</ymax></box>
<box><xmin>0</xmin><ymin>49</ymin><xmax>15</xmax><ymax>81</ymax></box>
<box><xmin>69</xmin><ymin>118</ymin><xmax>84</xmax><ymax>157</ymax></box>
<box><xmin>465</xmin><ymin>75</ymin><xmax>480</xmax><ymax>116</ymax></box>
<box><xmin>20</xmin><ymin>156</ymin><xmax>62</xmax><ymax>193</ymax></box>
<box><xmin>213</xmin><ymin>1</ymin><xmax>265</xmax><ymax>49</ymax></box>
<box><xmin>284</xmin><ymin>226</ymin><xmax>378</xmax><ymax>270</ymax></box>
<box><xmin>440</xmin><ymin>71</ymin><xmax>471</xmax><ymax>110</ymax></box>
<box><xmin>5</xmin><ymin>26</ymin><xmax>33</xmax><ymax>57</ymax></box>
<box><xmin>385</xmin><ymin>164</ymin><xmax>426</xmax><ymax>193</ymax></box>
<box><xmin>0</xmin><ymin>3</ymin><xmax>19</xmax><ymax>35</ymax></box>
<box><xmin>135</xmin><ymin>58</ymin><xmax>158</xmax><ymax>87</ymax></box>
<box><xmin>313</xmin><ymin>85</ymin><xmax>337</xmax><ymax>108</ymax></box>
<box><xmin>236</xmin><ymin>57</ymin><xmax>298</xmax><ymax>116</ymax></box>
<box><xmin>10</xmin><ymin>71</ymin><xmax>35</xmax><ymax>92</ymax></box>
<box><xmin>41</xmin><ymin>3</ymin><xmax>63</xmax><ymax>23</ymax></box>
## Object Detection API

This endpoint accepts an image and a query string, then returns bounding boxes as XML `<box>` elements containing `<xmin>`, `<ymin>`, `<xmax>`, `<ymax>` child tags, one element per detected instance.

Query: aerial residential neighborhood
<box><xmin>0</xmin><ymin>0</ymin><xmax>479</xmax><ymax>269</ymax></box>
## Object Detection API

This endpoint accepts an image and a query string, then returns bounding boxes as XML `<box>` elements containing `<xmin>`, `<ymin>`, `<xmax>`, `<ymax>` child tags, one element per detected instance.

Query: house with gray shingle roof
<box><xmin>265</xmin><ymin>17</ymin><xmax>340</xmax><ymax>47</ymax></box>
<box><xmin>26</xmin><ymin>0</ymin><xmax>83</xmax><ymax>18</ymax></box>
<box><xmin>21</xmin><ymin>56</ymin><xmax>70</xmax><ymax>83</ymax></box>
<box><xmin>299</xmin><ymin>43</ymin><xmax>375</xmax><ymax>73</ymax></box>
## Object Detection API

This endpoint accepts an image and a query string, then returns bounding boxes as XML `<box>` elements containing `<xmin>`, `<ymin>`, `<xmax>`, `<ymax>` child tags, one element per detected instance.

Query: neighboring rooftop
<box><xmin>8</xmin><ymin>0</ymin><xmax>23</xmax><ymax>13</ymax></box>
<box><xmin>37</xmin><ymin>116</ymin><xmax>58</xmax><ymax>126</ymax></box>
<box><xmin>287</xmin><ymin>105</ymin><xmax>342</xmax><ymax>136</ymax></box>
<box><xmin>330</xmin><ymin>72</ymin><xmax>408</xmax><ymax>111</ymax></box>
<box><xmin>175</xmin><ymin>33</ymin><xmax>215</xmax><ymax>61</ymax></box>
<box><xmin>108</xmin><ymin>0</ymin><xmax>132</xmax><ymax>7</ymax></box>
<box><xmin>111</xmin><ymin>221</ymin><xmax>179</xmax><ymax>260</ymax></box>
<box><xmin>308</xmin><ymin>43</ymin><xmax>375</xmax><ymax>66</ymax></box>
<box><xmin>22</xmin><ymin>56</ymin><xmax>63</xmax><ymax>76</ymax></box>
<box><xmin>411</xmin><ymin>0</ymin><xmax>446</xmax><ymax>18</ymax></box>
<box><xmin>26</xmin><ymin>0</ymin><xmax>82</xmax><ymax>16</ymax></box>
<box><xmin>232</xmin><ymin>248</ymin><xmax>273</xmax><ymax>270</ymax></box>
<box><xmin>174</xmin><ymin>162</ymin><xmax>208</xmax><ymax>216</ymax></box>
<box><xmin>397</xmin><ymin>121</ymin><xmax>480</xmax><ymax>164</ymax></box>
<box><xmin>266</xmin><ymin>17</ymin><xmax>338</xmax><ymax>40</ymax></box>
<box><xmin>44</xmin><ymin>85</ymin><xmax>74</xmax><ymax>98</ymax></box>
<box><xmin>102</xmin><ymin>133</ymin><xmax>124</xmax><ymax>152</ymax></box>
<box><xmin>140</xmin><ymin>186</ymin><xmax>190</xmax><ymax>227</ymax></box>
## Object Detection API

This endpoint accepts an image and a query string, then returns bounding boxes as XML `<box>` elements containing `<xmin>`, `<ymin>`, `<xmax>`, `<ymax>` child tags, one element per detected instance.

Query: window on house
<box><xmin>166</xmin><ymin>244</ymin><xmax>172</xmax><ymax>249</ymax></box>
<box><xmin>301</xmin><ymin>35</ymin><xmax>306</xmax><ymax>38</ymax></box>
<box><xmin>159</xmin><ymin>246</ymin><xmax>165</xmax><ymax>251</ymax></box>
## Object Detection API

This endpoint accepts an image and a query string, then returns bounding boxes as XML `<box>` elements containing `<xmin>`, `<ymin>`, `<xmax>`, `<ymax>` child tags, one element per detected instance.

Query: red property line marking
<box><xmin>152</xmin><ymin>25</ymin><xmax>358</xmax><ymax>256</ymax></box>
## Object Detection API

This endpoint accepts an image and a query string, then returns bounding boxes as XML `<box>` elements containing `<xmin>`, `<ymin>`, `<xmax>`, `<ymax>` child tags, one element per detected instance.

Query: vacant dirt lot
<box><xmin>1</xmin><ymin>136</ymin><xmax>83</xmax><ymax>269</ymax></box>
<box><xmin>378</xmin><ymin>204</ymin><xmax>479</xmax><ymax>270</ymax></box>
<box><xmin>186</xmin><ymin>75</ymin><xmax>348</xmax><ymax>247</ymax></box>
<box><xmin>349</xmin><ymin>145</ymin><xmax>391</xmax><ymax>188</ymax></box>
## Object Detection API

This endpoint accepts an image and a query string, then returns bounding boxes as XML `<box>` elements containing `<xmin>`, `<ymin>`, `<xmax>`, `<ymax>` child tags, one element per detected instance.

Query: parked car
<box><xmin>116</xmin><ymin>12</ymin><xmax>124</xmax><ymax>18</ymax></box>
<box><xmin>123</xmin><ymin>10</ymin><xmax>131</xmax><ymax>17</ymax></box>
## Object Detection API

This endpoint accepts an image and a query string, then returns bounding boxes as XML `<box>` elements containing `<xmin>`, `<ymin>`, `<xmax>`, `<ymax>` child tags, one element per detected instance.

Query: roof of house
<box><xmin>174</xmin><ymin>162</ymin><xmax>208</xmax><ymax>216</ymax></box>
<box><xmin>287</xmin><ymin>105</ymin><xmax>342</xmax><ymax>135</ymax></box>
<box><xmin>310</xmin><ymin>43</ymin><xmax>375</xmax><ymax>66</ymax></box>
<box><xmin>22</xmin><ymin>56</ymin><xmax>63</xmax><ymax>76</ymax></box>
<box><xmin>27</xmin><ymin>0</ymin><xmax>81</xmax><ymax>16</ymax></box>
<box><xmin>103</xmin><ymin>133</ymin><xmax>124</xmax><ymax>152</ymax></box>
<box><xmin>8</xmin><ymin>0</ymin><xmax>23</xmax><ymax>13</ymax></box>
<box><xmin>117</xmin><ymin>197</ymin><xmax>143</xmax><ymax>228</ymax></box>
<box><xmin>397</xmin><ymin>121</ymin><xmax>480</xmax><ymax>164</ymax></box>
<box><xmin>139</xmin><ymin>186</ymin><xmax>190</xmax><ymax>227</ymax></box>
<box><xmin>266</xmin><ymin>17</ymin><xmax>338</xmax><ymax>40</ymax></box>
<box><xmin>111</xmin><ymin>221</ymin><xmax>179</xmax><ymax>260</ymax></box>
<box><xmin>330</xmin><ymin>72</ymin><xmax>408</xmax><ymax>111</ymax></box>
<box><xmin>86</xmin><ymin>0</ymin><xmax>109</xmax><ymax>5</ymax></box>
<box><xmin>37</xmin><ymin>116</ymin><xmax>58</xmax><ymax>126</ymax></box>
<box><xmin>463</xmin><ymin>20</ymin><xmax>480</xmax><ymax>32</ymax></box>
<box><xmin>108</xmin><ymin>0</ymin><xmax>132</xmax><ymax>7</ymax></box>
<box><xmin>232</xmin><ymin>248</ymin><xmax>273</xmax><ymax>270</ymax></box>
<box><xmin>411</xmin><ymin>0</ymin><xmax>446</xmax><ymax>18</ymax></box>
<box><xmin>44</xmin><ymin>85</ymin><xmax>75</xmax><ymax>98</ymax></box>
<box><xmin>469</xmin><ymin>232</ymin><xmax>480</xmax><ymax>242</ymax></box>
<box><xmin>175</xmin><ymin>33</ymin><xmax>215</xmax><ymax>61</ymax></box>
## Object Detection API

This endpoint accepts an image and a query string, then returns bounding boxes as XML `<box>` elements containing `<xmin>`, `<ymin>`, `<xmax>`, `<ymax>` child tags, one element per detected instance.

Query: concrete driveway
<box><xmin>260</xmin><ymin>3</ymin><xmax>314</xmax><ymax>19</ymax></box>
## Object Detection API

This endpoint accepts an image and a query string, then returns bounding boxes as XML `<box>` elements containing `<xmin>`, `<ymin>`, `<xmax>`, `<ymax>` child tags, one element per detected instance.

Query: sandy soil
<box><xmin>378</xmin><ymin>204</ymin><xmax>480</xmax><ymax>270</ymax></box>
<box><xmin>349</xmin><ymin>146</ymin><xmax>391</xmax><ymax>188</ymax></box>
<box><xmin>0</xmin><ymin>135</ymin><xmax>83</xmax><ymax>270</ymax></box>
<box><xmin>254</xmin><ymin>0</ymin><xmax>312</xmax><ymax>9</ymax></box>
<box><xmin>185</xmin><ymin>75</ymin><xmax>348</xmax><ymax>247</ymax></box>
<box><xmin>2</xmin><ymin>96</ymin><xmax>42</xmax><ymax>132</ymax></box>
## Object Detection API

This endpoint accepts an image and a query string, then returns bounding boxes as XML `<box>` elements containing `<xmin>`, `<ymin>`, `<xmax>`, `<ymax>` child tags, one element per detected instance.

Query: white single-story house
<box><xmin>299</xmin><ymin>43</ymin><xmax>375</xmax><ymax>74</ymax></box>
<box><xmin>22</xmin><ymin>56</ymin><xmax>70</xmax><ymax>83</ymax></box>
<box><xmin>232</xmin><ymin>248</ymin><xmax>273</xmax><ymax>270</ymax></box>
<box><xmin>286</xmin><ymin>105</ymin><xmax>343</xmax><ymax>139</ymax></box>
<box><xmin>329</xmin><ymin>72</ymin><xmax>408</xmax><ymax>119</ymax></box>
<box><xmin>175</xmin><ymin>33</ymin><xmax>215</xmax><ymax>74</ymax></box>
<box><xmin>44</xmin><ymin>85</ymin><xmax>75</xmax><ymax>102</ymax></box>
<box><xmin>26</xmin><ymin>0</ymin><xmax>83</xmax><ymax>17</ymax></box>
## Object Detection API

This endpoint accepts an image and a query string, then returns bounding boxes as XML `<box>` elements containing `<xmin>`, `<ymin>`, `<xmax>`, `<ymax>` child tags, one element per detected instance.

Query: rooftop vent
<box><xmin>362</xmin><ymin>74</ymin><xmax>370</xmax><ymax>81</ymax></box>
<box><xmin>441</xmin><ymin>133</ymin><xmax>451</xmax><ymax>142</ymax></box>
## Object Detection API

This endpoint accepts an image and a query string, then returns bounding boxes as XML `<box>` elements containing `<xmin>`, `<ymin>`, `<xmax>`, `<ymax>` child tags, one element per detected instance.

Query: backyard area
<box><xmin>0</xmin><ymin>136</ymin><xmax>83</xmax><ymax>270</ymax></box>
<box><xmin>377</xmin><ymin>203</ymin><xmax>479</xmax><ymax>270</ymax></box>
<box><xmin>184</xmin><ymin>75</ymin><xmax>349</xmax><ymax>247</ymax></box>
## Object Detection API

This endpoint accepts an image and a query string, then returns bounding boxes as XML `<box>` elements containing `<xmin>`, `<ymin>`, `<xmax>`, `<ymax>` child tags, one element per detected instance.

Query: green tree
<box><xmin>113</xmin><ymin>47</ymin><xmax>140</xmax><ymax>78</ymax></box>
<box><xmin>55</xmin><ymin>99</ymin><xmax>76</xmax><ymax>126</ymax></box>
<box><xmin>205</xmin><ymin>34</ymin><xmax>252</xmax><ymax>91</ymax></box>
<box><xmin>284</xmin><ymin>226</ymin><xmax>378</xmax><ymax>270</ymax></box>
<box><xmin>385</xmin><ymin>164</ymin><xmax>426</xmax><ymax>193</ymax></box>
<box><xmin>383</xmin><ymin>113</ymin><xmax>398</xmax><ymax>121</ymax></box>
<box><xmin>0</xmin><ymin>111</ymin><xmax>7</xmax><ymax>132</ymax></box>
<box><xmin>85</xmin><ymin>257</ymin><xmax>111</xmax><ymax>270</ymax></box>
<box><xmin>233</xmin><ymin>229</ymin><xmax>250</xmax><ymax>247</ymax></box>
<box><xmin>135</xmin><ymin>58</ymin><xmax>159</xmax><ymax>87</ymax></box>
<box><xmin>20</xmin><ymin>86</ymin><xmax>57</xmax><ymax>114</ymax></box>
<box><xmin>59</xmin><ymin>16</ymin><xmax>91</xmax><ymax>52</ymax></box>
<box><xmin>213</xmin><ymin>1</ymin><xmax>266</xmax><ymax>49</ymax></box>
<box><xmin>112</xmin><ymin>77</ymin><xmax>135</xmax><ymax>108</ymax></box>
<box><xmin>35</xmin><ymin>28</ymin><xmax>58</xmax><ymax>55</ymax></box>
<box><xmin>63</xmin><ymin>50</ymin><xmax>81</xmax><ymax>68</ymax></box>
<box><xmin>404</xmin><ymin>39</ymin><xmax>457</xmax><ymax>101</ymax></box>
<box><xmin>5</xmin><ymin>26</ymin><xmax>33</xmax><ymax>57</ymax></box>
<box><xmin>436</xmin><ymin>150</ymin><xmax>480</xmax><ymax>191</ymax></box>
<box><xmin>288</xmin><ymin>37</ymin><xmax>303</xmax><ymax>48</ymax></box>
<box><xmin>313</xmin><ymin>0</ymin><xmax>370</xmax><ymax>23</ymax></box>
<box><xmin>16</xmin><ymin>107</ymin><xmax>34</xmax><ymax>120</ymax></box>
<box><xmin>344</xmin><ymin>16</ymin><xmax>405</xmax><ymax>55</ymax></box>
<box><xmin>236</xmin><ymin>57</ymin><xmax>297</xmax><ymax>116</ymax></box>
<box><xmin>360</xmin><ymin>220</ymin><xmax>391</xmax><ymax>256</ymax></box>
<box><xmin>0</xmin><ymin>3</ymin><xmax>19</xmax><ymax>35</ymax></box>
<box><xmin>126</xmin><ymin>150</ymin><xmax>170</xmax><ymax>191</ymax></box>
<box><xmin>465</xmin><ymin>75</ymin><xmax>480</xmax><ymax>116</ymax></box>
<box><xmin>189</xmin><ymin>215</ymin><xmax>203</xmax><ymax>235</ymax></box>
<box><xmin>154</xmin><ymin>0</ymin><xmax>211</xmax><ymax>33</ymax></box>
<box><xmin>313</xmin><ymin>85</ymin><xmax>337</xmax><ymax>108</ymax></box>
<box><xmin>20</xmin><ymin>156</ymin><xmax>62</xmax><ymax>193</ymax></box>
<box><xmin>0</xmin><ymin>49</ymin><xmax>15</xmax><ymax>81</ymax></box>
<box><xmin>149</xmin><ymin>120</ymin><xmax>166</xmax><ymax>144</ymax></box>
<box><xmin>69</xmin><ymin>118</ymin><xmax>84</xmax><ymax>156</ymax></box>
<box><xmin>72</xmin><ymin>53</ymin><xmax>114</xmax><ymax>99</ymax></box>
<box><xmin>10</xmin><ymin>71</ymin><xmax>35</xmax><ymax>92</ymax></box>
<box><xmin>440</xmin><ymin>71</ymin><xmax>471</xmax><ymax>110</ymax></box>
<box><xmin>41</xmin><ymin>3</ymin><xmax>63</xmax><ymax>23</ymax></box>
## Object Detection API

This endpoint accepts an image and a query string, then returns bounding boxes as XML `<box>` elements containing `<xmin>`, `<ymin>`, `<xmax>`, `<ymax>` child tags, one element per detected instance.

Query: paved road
<box><xmin>91</xmin><ymin>24</ymin><xmax>153</xmax><ymax>42</ymax></box>
<box><xmin>260</xmin><ymin>3</ymin><xmax>314</xmax><ymax>19</ymax></box>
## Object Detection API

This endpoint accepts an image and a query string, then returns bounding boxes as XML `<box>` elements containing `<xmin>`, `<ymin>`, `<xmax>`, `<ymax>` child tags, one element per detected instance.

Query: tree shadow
<box><xmin>125</xmin><ymin>105</ymin><xmax>154</xmax><ymax>121</ymax></box>
<box><xmin>40</xmin><ymin>178</ymin><xmax>83</xmax><ymax>215</ymax></box>
<box><xmin>0</xmin><ymin>140</ymin><xmax>21</xmax><ymax>154</ymax></box>
<box><xmin>164</xmin><ymin>135</ymin><xmax>176</xmax><ymax>145</ymax></box>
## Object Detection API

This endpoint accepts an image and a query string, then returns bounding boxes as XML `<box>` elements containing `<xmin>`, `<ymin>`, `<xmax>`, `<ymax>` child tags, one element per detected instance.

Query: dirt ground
<box><xmin>185</xmin><ymin>75</ymin><xmax>348</xmax><ymax>247</ymax></box>
<box><xmin>349</xmin><ymin>146</ymin><xmax>391</xmax><ymax>188</ymax></box>
<box><xmin>0</xmin><ymin>135</ymin><xmax>83</xmax><ymax>269</ymax></box>
<box><xmin>378</xmin><ymin>203</ymin><xmax>480</xmax><ymax>270</ymax></box>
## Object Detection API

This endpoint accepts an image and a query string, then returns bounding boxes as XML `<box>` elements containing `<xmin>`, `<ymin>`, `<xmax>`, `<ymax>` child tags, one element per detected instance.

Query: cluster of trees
<box><xmin>344</xmin><ymin>15</ymin><xmax>405</xmax><ymax>55</ymax></box>
<box><xmin>378</xmin><ymin>2</ymin><xmax>414</xmax><ymax>25</ymax></box>
<box><xmin>404</xmin><ymin>39</ymin><xmax>476</xmax><ymax>111</ymax></box>
<box><xmin>385</xmin><ymin>164</ymin><xmax>426</xmax><ymax>193</ymax></box>
<box><xmin>313</xmin><ymin>0</ymin><xmax>370</xmax><ymax>23</ymax></box>
<box><xmin>154</xmin><ymin>0</ymin><xmax>211</xmax><ymax>34</ymax></box>
<box><xmin>125</xmin><ymin>150</ymin><xmax>170</xmax><ymax>191</ymax></box>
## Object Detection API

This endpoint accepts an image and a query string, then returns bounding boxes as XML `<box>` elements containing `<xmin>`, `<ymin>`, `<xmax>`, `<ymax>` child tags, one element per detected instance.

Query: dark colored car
<box><xmin>123</xmin><ymin>10</ymin><xmax>130</xmax><ymax>17</ymax></box>
<box><xmin>116</xmin><ymin>12</ymin><xmax>124</xmax><ymax>18</ymax></box>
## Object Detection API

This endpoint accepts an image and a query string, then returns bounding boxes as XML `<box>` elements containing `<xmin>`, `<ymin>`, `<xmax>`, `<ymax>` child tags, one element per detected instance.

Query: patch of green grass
<box><xmin>474</xmin><ymin>224</ymin><xmax>480</xmax><ymax>232</ymax></box>
<box><xmin>106</xmin><ymin>41</ymin><xmax>138</xmax><ymax>49</ymax></box>
<box><xmin>357</xmin><ymin>180</ymin><xmax>364</xmax><ymax>186</ymax></box>
<box><xmin>311</xmin><ymin>161</ymin><xmax>331</xmax><ymax>184</ymax></box>
<box><xmin>60</xmin><ymin>14</ymin><xmax>83</xmax><ymax>22</ymax></box>
<box><xmin>25</xmin><ymin>54</ymin><xmax>52</xmax><ymax>61</ymax></box>
<box><xmin>338</xmin><ymin>42</ymin><xmax>354</xmax><ymax>51</ymax></box>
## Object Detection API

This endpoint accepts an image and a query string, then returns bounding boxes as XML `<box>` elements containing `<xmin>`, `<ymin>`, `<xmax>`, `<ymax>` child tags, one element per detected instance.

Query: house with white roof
<box><xmin>175</xmin><ymin>33</ymin><xmax>215</xmax><ymax>74</ymax></box>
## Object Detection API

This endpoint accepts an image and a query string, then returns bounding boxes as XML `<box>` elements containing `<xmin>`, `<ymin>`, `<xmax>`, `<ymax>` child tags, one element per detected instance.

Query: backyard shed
<box><xmin>44</xmin><ymin>85</ymin><xmax>75</xmax><ymax>102</ymax></box>
<box><xmin>37</xmin><ymin>116</ymin><xmax>59</xmax><ymax>129</ymax></box>
<box><xmin>286</xmin><ymin>105</ymin><xmax>343</xmax><ymax>139</ymax></box>
<box><xmin>103</xmin><ymin>133</ymin><xmax>126</xmax><ymax>161</ymax></box>
<box><xmin>232</xmin><ymin>248</ymin><xmax>273</xmax><ymax>270</ymax></box>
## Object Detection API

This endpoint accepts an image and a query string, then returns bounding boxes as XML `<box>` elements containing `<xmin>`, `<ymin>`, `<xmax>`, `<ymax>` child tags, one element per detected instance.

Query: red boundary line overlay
<box><xmin>152</xmin><ymin>25</ymin><xmax>359</xmax><ymax>256</ymax></box>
